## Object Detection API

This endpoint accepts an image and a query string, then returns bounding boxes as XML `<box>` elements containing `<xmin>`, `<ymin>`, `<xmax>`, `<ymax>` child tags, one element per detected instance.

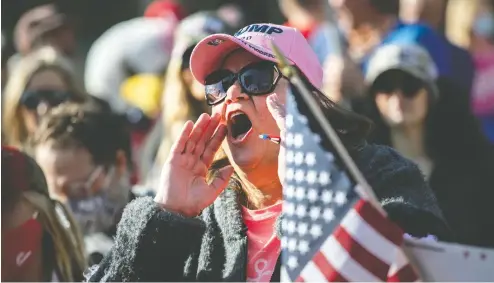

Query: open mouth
<box><xmin>228</xmin><ymin>112</ymin><xmax>253</xmax><ymax>142</ymax></box>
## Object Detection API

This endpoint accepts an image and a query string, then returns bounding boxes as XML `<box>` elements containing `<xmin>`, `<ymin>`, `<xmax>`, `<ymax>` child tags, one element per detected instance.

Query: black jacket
<box><xmin>87</xmin><ymin>144</ymin><xmax>450</xmax><ymax>282</ymax></box>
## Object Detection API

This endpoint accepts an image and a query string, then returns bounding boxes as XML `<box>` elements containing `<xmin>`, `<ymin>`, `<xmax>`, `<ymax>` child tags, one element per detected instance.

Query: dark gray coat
<box><xmin>87</xmin><ymin>144</ymin><xmax>450</xmax><ymax>282</ymax></box>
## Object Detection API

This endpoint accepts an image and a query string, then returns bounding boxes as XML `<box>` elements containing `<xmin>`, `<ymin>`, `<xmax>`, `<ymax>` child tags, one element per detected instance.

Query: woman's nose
<box><xmin>224</xmin><ymin>81</ymin><xmax>249</xmax><ymax>105</ymax></box>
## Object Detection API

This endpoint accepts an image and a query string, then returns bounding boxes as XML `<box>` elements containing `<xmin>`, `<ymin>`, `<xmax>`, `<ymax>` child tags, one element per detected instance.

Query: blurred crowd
<box><xmin>2</xmin><ymin>0</ymin><xmax>494</xmax><ymax>281</ymax></box>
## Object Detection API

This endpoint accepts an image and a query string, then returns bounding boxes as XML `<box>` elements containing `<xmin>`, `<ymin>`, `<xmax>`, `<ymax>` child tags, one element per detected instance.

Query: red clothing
<box><xmin>283</xmin><ymin>21</ymin><xmax>317</xmax><ymax>39</ymax></box>
<box><xmin>242</xmin><ymin>202</ymin><xmax>282</xmax><ymax>282</ymax></box>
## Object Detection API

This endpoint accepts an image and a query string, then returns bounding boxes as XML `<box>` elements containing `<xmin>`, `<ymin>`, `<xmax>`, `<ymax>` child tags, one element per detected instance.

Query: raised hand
<box><xmin>154</xmin><ymin>113</ymin><xmax>234</xmax><ymax>217</ymax></box>
<box><xmin>266</xmin><ymin>92</ymin><xmax>286</xmax><ymax>182</ymax></box>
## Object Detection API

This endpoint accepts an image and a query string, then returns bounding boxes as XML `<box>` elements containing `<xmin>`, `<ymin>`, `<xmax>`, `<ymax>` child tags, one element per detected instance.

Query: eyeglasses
<box><xmin>64</xmin><ymin>166</ymin><xmax>110</xmax><ymax>199</ymax></box>
<box><xmin>204</xmin><ymin>61</ymin><xmax>284</xmax><ymax>106</ymax></box>
<box><xmin>20</xmin><ymin>89</ymin><xmax>72</xmax><ymax>110</ymax></box>
<box><xmin>371</xmin><ymin>71</ymin><xmax>427</xmax><ymax>99</ymax></box>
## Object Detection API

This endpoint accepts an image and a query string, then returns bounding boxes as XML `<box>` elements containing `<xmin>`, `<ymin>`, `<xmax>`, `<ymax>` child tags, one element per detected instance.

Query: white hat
<box><xmin>365</xmin><ymin>44</ymin><xmax>439</xmax><ymax>98</ymax></box>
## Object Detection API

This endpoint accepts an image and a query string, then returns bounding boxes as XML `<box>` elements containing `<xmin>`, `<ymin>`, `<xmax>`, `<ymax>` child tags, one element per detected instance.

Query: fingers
<box><xmin>201</xmin><ymin>124</ymin><xmax>227</xmax><ymax>166</ymax></box>
<box><xmin>192</xmin><ymin>113</ymin><xmax>221</xmax><ymax>158</ymax></box>
<box><xmin>209</xmin><ymin>165</ymin><xmax>234</xmax><ymax>194</ymax></box>
<box><xmin>184</xmin><ymin>113</ymin><xmax>211</xmax><ymax>154</ymax></box>
<box><xmin>170</xmin><ymin>121</ymin><xmax>194</xmax><ymax>155</ymax></box>
<box><xmin>267</xmin><ymin>93</ymin><xmax>286</xmax><ymax>132</ymax></box>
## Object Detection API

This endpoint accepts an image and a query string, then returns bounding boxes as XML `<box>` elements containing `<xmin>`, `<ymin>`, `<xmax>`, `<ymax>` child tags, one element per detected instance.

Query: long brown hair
<box><xmin>2</xmin><ymin>46</ymin><xmax>86</xmax><ymax>149</ymax></box>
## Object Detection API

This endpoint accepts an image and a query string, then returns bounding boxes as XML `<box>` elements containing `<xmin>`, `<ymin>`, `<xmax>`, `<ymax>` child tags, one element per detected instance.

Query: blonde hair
<box><xmin>156</xmin><ymin>50</ymin><xmax>209</xmax><ymax>165</ymax></box>
<box><xmin>2</xmin><ymin>46</ymin><xmax>86</xmax><ymax>148</ymax></box>
<box><xmin>445</xmin><ymin>0</ymin><xmax>482</xmax><ymax>48</ymax></box>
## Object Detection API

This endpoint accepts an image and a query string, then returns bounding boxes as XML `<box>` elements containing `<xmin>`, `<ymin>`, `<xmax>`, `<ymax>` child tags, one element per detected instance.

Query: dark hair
<box><xmin>31</xmin><ymin>102</ymin><xmax>132</xmax><ymax>169</ymax></box>
<box><xmin>369</xmin><ymin>0</ymin><xmax>400</xmax><ymax>15</ymax></box>
<box><xmin>357</xmin><ymin>77</ymin><xmax>494</xmax><ymax>165</ymax></box>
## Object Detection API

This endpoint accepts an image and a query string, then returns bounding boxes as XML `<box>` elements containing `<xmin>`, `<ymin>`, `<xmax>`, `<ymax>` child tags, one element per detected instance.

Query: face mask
<box><xmin>473</xmin><ymin>12</ymin><xmax>494</xmax><ymax>40</ymax></box>
<box><xmin>67</xmin><ymin>167</ymin><xmax>130</xmax><ymax>235</ymax></box>
<box><xmin>1</xmin><ymin>214</ymin><xmax>43</xmax><ymax>281</ymax></box>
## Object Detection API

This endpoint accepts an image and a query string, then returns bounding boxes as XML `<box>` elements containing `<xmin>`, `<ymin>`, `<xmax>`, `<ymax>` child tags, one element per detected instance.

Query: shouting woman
<box><xmin>87</xmin><ymin>24</ymin><xmax>449</xmax><ymax>282</ymax></box>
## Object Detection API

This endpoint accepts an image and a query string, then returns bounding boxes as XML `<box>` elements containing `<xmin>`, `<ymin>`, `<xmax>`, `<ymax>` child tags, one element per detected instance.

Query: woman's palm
<box><xmin>156</xmin><ymin>113</ymin><xmax>233</xmax><ymax>217</ymax></box>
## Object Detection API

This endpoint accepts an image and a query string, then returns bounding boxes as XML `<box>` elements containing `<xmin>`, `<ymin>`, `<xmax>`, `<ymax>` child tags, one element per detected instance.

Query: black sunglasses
<box><xmin>20</xmin><ymin>89</ymin><xmax>72</xmax><ymax>110</ymax></box>
<box><xmin>371</xmin><ymin>70</ymin><xmax>427</xmax><ymax>99</ymax></box>
<box><xmin>204</xmin><ymin>61</ymin><xmax>284</xmax><ymax>106</ymax></box>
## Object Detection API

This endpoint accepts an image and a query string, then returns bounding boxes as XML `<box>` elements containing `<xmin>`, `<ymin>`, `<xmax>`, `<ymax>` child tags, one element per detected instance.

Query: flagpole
<box><xmin>270</xmin><ymin>41</ymin><xmax>384</xmax><ymax>214</ymax></box>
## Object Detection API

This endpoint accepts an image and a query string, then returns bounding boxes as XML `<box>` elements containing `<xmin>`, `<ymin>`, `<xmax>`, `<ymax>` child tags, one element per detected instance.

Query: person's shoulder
<box><xmin>352</xmin><ymin>143</ymin><xmax>452</xmax><ymax>239</ymax></box>
<box><xmin>352</xmin><ymin>143</ymin><xmax>424</xmax><ymax>187</ymax></box>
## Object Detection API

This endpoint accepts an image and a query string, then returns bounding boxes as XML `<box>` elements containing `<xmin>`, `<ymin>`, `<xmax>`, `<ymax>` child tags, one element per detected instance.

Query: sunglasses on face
<box><xmin>372</xmin><ymin>71</ymin><xmax>427</xmax><ymax>99</ymax></box>
<box><xmin>204</xmin><ymin>61</ymin><xmax>284</xmax><ymax>106</ymax></box>
<box><xmin>20</xmin><ymin>89</ymin><xmax>72</xmax><ymax>110</ymax></box>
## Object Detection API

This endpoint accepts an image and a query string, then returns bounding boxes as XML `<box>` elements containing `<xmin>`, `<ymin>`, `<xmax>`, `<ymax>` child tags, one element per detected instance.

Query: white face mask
<box><xmin>67</xmin><ymin>167</ymin><xmax>130</xmax><ymax>235</ymax></box>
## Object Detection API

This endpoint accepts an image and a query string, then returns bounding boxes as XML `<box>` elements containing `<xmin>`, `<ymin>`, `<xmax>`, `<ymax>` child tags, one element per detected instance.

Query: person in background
<box><xmin>8</xmin><ymin>4</ymin><xmax>77</xmax><ymax>75</ymax></box>
<box><xmin>325</xmin><ymin>0</ymin><xmax>474</xmax><ymax>106</ymax></box>
<box><xmin>2</xmin><ymin>46</ymin><xmax>86</xmax><ymax>150</ymax></box>
<box><xmin>2</xmin><ymin>146</ymin><xmax>86</xmax><ymax>281</ymax></box>
<box><xmin>143</xmin><ymin>11</ymin><xmax>233</xmax><ymax>188</ymax></box>
<box><xmin>360</xmin><ymin>43</ymin><xmax>494</xmax><ymax>248</ymax></box>
<box><xmin>143</xmin><ymin>0</ymin><xmax>187</xmax><ymax>23</ymax></box>
<box><xmin>278</xmin><ymin>0</ymin><xmax>342</xmax><ymax>64</ymax></box>
<box><xmin>31</xmin><ymin>103</ymin><xmax>137</xmax><ymax>265</ymax></box>
<box><xmin>217</xmin><ymin>3</ymin><xmax>246</xmax><ymax>31</ymax></box>
<box><xmin>400</xmin><ymin>0</ymin><xmax>447</xmax><ymax>32</ymax></box>
<box><xmin>84</xmin><ymin>14</ymin><xmax>176</xmax><ymax>184</ymax></box>
<box><xmin>86</xmin><ymin>23</ymin><xmax>448</xmax><ymax>282</ymax></box>
<box><xmin>446</xmin><ymin>0</ymin><xmax>494</xmax><ymax>144</ymax></box>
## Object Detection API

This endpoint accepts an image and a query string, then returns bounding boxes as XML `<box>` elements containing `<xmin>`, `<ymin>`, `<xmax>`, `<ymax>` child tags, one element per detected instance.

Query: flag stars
<box><xmin>335</xmin><ymin>191</ymin><xmax>347</xmax><ymax>206</ymax></box>
<box><xmin>307</xmin><ymin>188</ymin><xmax>318</xmax><ymax>203</ymax></box>
<box><xmin>309</xmin><ymin>206</ymin><xmax>321</xmax><ymax>220</ymax></box>
<box><xmin>288</xmin><ymin>238</ymin><xmax>298</xmax><ymax>251</ymax></box>
<box><xmin>284</xmin><ymin>202</ymin><xmax>295</xmax><ymax>215</ymax></box>
<box><xmin>287</xmin><ymin>256</ymin><xmax>299</xmax><ymax>269</ymax></box>
<box><xmin>298</xmin><ymin>240</ymin><xmax>310</xmax><ymax>254</ymax></box>
<box><xmin>285</xmin><ymin>185</ymin><xmax>295</xmax><ymax>199</ymax></box>
<box><xmin>310</xmin><ymin>224</ymin><xmax>323</xmax><ymax>238</ymax></box>
<box><xmin>286</xmin><ymin>114</ymin><xmax>293</xmax><ymax>129</ymax></box>
<box><xmin>297</xmin><ymin>222</ymin><xmax>308</xmax><ymax>236</ymax></box>
<box><xmin>306</xmin><ymin>170</ymin><xmax>317</xmax><ymax>184</ymax></box>
<box><xmin>286</xmin><ymin>168</ymin><xmax>294</xmax><ymax>181</ymax></box>
<box><xmin>294</xmin><ymin>169</ymin><xmax>305</xmax><ymax>183</ymax></box>
<box><xmin>293</xmin><ymin>134</ymin><xmax>304</xmax><ymax>148</ymax></box>
<box><xmin>287</xmin><ymin>220</ymin><xmax>296</xmax><ymax>234</ymax></box>
<box><xmin>312</xmin><ymin>133</ymin><xmax>322</xmax><ymax>143</ymax></box>
<box><xmin>323</xmin><ymin>208</ymin><xmax>335</xmax><ymax>222</ymax></box>
<box><xmin>286</xmin><ymin>133</ymin><xmax>294</xmax><ymax>147</ymax></box>
<box><xmin>294</xmin><ymin>152</ymin><xmax>304</xmax><ymax>165</ymax></box>
<box><xmin>295</xmin><ymin>187</ymin><xmax>305</xmax><ymax>200</ymax></box>
<box><xmin>321</xmin><ymin>190</ymin><xmax>333</xmax><ymax>204</ymax></box>
<box><xmin>298</xmin><ymin>114</ymin><xmax>308</xmax><ymax>125</ymax></box>
<box><xmin>305</xmin><ymin>152</ymin><xmax>316</xmax><ymax>166</ymax></box>
<box><xmin>296</xmin><ymin>204</ymin><xmax>307</xmax><ymax>218</ymax></box>
<box><xmin>286</xmin><ymin>150</ymin><xmax>294</xmax><ymax>164</ymax></box>
<box><xmin>319</xmin><ymin>171</ymin><xmax>331</xmax><ymax>186</ymax></box>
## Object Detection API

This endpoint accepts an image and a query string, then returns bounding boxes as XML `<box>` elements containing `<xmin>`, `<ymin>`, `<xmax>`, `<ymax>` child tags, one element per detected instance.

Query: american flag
<box><xmin>280</xmin><ymin>85</ymin><xmax>420</xmax><ymax>282</ymax></box>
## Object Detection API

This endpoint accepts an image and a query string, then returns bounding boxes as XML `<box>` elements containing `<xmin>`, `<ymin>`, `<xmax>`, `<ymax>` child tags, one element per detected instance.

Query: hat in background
<box><xmin>365</xmin><ymin>44</ymin><xmax>439</xmax><ymax>98</ymax></box>
<box><xmin>144</xmin><ymin>0</ymin><xmax>186</xmax><ymax>22</ymax></box>
<box><xmin>171</xmin><ymin>11</ymin><xmax>233</xmax><ymax>58</ymax></box>
<box><xmin>14</xmin><ymin>4</ymin><xmax>67</xmax><ymax>54</ymax></box>
<box><xmin>190</xmin><ymin>23</ymin><xmax>323</xmax><ymax>89</ymax></box>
